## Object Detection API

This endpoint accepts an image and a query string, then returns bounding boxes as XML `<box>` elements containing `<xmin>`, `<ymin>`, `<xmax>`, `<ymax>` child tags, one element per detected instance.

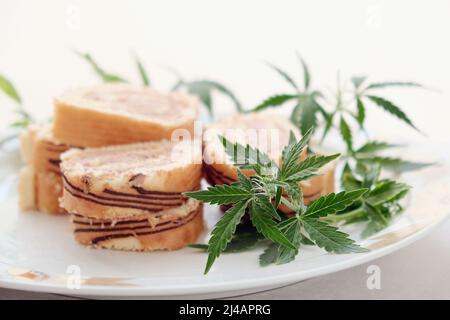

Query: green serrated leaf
<box><xmin>366</xmin><ymin>81</ymin><xmax>424</xmax><ymax>90</ymax></box>
<box><xmin>303</xmin><ymin>218</ymin><xmax>368</xmax><ymax>253</ymax></box>
<box><xmin>274</xmin><ymin>186</ymin><xmax>283</xmax><ymax>210</ymax></box>
<box><xmin>0</xmin><ymin>75</ymin><xmax>21</xmax><ymax>104</ymax></box>
<box><xmin>253</xmin><ymin>195</ymin><xmax>281</xmax><ymax>221</ymax></box>
<box><xmin>299</xmin><ymin>96</ymin><xmax>319</xmax><ymax>135</ymax></box>
<box><xmin>133</xmin><ymin>54</ymin><xmax>150</xmax><ymax>86</ymax></box>
<box><xmin>186</xmin><ymin>81</ymin><xmax>213</xmax><ymax>115</ymax></box>
<box><xmin>204</xmin><ymin>200</ymin><xmax>249</xmax><ymax>274</ymax></box>
<box><xmin>236</xmin><ymin>168</ymin><xmax>253</xmax><ymax>191</ymax></box>
<box><xmin>259</xmin><ymin>217</ymin><xmax>302</xmax><ymax>266</ymax></box>
<box><xmin>280</xmin><ymin>128</ymin><xmax>313</xmax><ymax>180</ymax></box>
<box><xmin>250</xmin><ymin>204</ymin><xmax>295</xmax><ymax>250</ymax></box>
<box><xmin>321</xmin><ymin>111</ymin><xmax>334</xmax><ymax>142</ymax></box>
<box><xmin>356</xmin><ymin>141</ymin><xmax>397</xmax><ymax>154</ymax></box>
<box><xmin>275</xmin><ymin>218</ymin><xmax>302</xmax><ymax>264</ymax></box>
<box><xmin>200</xmin><ymin>80</ymin><xmax>243</xmax><ymax>112</ymax></box>
<box><xmin>303</xmin><ymin>189</ymin><xmax>366</xmax><ymax>218</ymax></box>
<box><xmin>251</xmin><ymin>94</ymin><xmax>301</xmax><ymax>112</ymax></box>
<box><xmin>365</xmin><ymin>180</ymin><xmax>410</xmax><ymax>206</ymax></box>
<box><xmin>284</xmin><ymin>153</ymin><xmax>340</xmax><ymax>183</ymax></box>
<box><xmin>259</xmin><ymin>243</ymin><xmax>279</xmax><ymax>266</ymax></box>
<box><xmin>184</xmin><ymin>184</ymin><xmax>252</xmax><ymax>205</ymax></box>
<box><xmin>219</xmin><ymin>135</ymin><xmax>275</xmax><ymax>170</ymax></box>
<box><xmin>339</xmin><ymin>116</ymin><xmax>353</xmax><ymax>151</ymax></box>
<box><xmin>76</xmin><ymin>52</ymin><xmax>127</xmax><ymax>83</ymax></box>
<box><xmin>266</xmin><ymin>62</ymin><xmax>299</xmax><ymax>91</ymax></box>
<box><xmin>356</xmin><ymin>96</ymin><xmax>365</xmax><ymax>127</ymax></box>
<box><xmin>341</xmin><ymin>163</ymin><xmax>363</xmax><ymax>191</ymax></box>
<box><xmin>225</xmin><ymin>231</ymin><xmax>261</xmax><ymax>252</ymax></box>
<box><xmin>356</xmin><ymin>156</ymin><xmax>434</xmax><ymax>173</ymax></box>
<box><xmin>295</xmin><ymin>52</ymin><xmax>310</xmax><ymax>90</ymax></box>
<box><xmin>365</xmin><ymin>95</ymin><xmax>418</xmax><ymax>131</ymax></box>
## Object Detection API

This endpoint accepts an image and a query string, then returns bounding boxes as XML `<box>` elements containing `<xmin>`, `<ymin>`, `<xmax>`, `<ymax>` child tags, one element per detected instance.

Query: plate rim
<box><xmin>1</xmin><ymin>211</ymin><xmax>448</xmax><ymax>297</ymax></box>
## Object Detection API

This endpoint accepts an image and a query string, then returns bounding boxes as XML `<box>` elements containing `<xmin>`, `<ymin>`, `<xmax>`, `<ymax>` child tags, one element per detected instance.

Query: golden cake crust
<box><xmin>53</xmin><ymin>84</ymin><xmax>200</xmax><ymax>147</ymax></box>
<box><xmin>73</xmin><ymin>204</ymin><xmax>204</xmax><ymax>251</ymax></box>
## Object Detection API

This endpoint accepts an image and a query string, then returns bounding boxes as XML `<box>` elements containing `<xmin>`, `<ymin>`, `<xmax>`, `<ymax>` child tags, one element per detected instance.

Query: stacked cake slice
<box><xmin>18</xmin><ymin>83</ymin><xmax>203</xmax><ymax>251</ymax></box>
<box><xmin>18</xmin><ymin>124</ymin><xmax>70</xmax><ymax>214</ymax></box>
<box><xmin>60</xmin><ymin>141</ymin><xmax>203</xmax><ymax>251</ymax></box>
<box><xmin>53</xmin><ymin>84</ymin><xmax>199</xmax><ymax>147</ymax></box>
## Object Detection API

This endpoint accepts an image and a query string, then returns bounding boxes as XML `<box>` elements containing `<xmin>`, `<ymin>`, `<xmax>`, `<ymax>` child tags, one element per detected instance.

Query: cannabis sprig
<box><xmin>171</xmin><ymin>76</ymin><xmax>243</xmax><ymax>117</ymax></box>
<box><xmin>0</xmin><ymin>74</ymin><xmax>33</xmax><ymax>146</ymax></box>
<box><xmin>324</xmin><ymin>159</ymin><xmax>411</xmax><ymax>238</ymax></box>
<box><xmin>185</xmin><ymin>129</ymin><xmax>368</xmax><ymax>273</ymax></box>
<box><xmin>249</xmin><ymin>53</ymin><xmax>433</xmax><ymax>153</ymax></box>
<box><xmin>250</xmin><ymin>52</ymin><xmax>325</xmax><ymax>136</ymax></box>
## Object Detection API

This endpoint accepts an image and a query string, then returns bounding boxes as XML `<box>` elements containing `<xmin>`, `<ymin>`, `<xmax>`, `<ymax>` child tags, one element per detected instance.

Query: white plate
<box><xmin>0</xmin><ymin>146</ymin><xmax>449</xmax><ymax>299</ymax></box>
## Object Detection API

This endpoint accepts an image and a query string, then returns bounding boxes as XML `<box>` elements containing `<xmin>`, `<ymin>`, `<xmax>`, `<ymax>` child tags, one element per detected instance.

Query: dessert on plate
<box><xmin>18</xmin><ymin>124</ymin><xmax>69</xmax><ymax>214</ymax></box>
<box><xmin>53</xmin><ymin>83</ymin><xmax>200</xmax><ymax>147</ymax></box>
<box><xmin>59</xmin><ymin>140</ymin><xmax>203</xmax><ymax>251</ymax></box>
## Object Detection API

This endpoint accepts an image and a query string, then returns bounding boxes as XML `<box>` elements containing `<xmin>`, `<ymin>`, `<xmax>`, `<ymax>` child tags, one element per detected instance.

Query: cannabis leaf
<box><xmin>296</xmin><ymin>52</ymin><xmax>311</xmax><ymax>90</ymax></box>
<box><xmin>76</xmin><ymin>51</ymin><xmax>127</xmax><ymax>83</ymax></box>
<box><xmin>0</xmin><ymin>74</ymin><xmax>33</xmax><ymax>131</ymax></box>
<box><xmin>187</xmin><ymin>131</ymin><xmax>368</xmax><ymax>271</ymax></box>
<box><xmin>365</xmin><ymin>95</ymin><xmax>418</xmax><ymax>131</ymax></box>
<box><xmin>304</xmin><ymin>189</ymin><xmax>367</xmax><ymax>218</ymax></box>
<box><xmin>356</xmin><ymin>155</ymin><xmax>434</xmax><ymax>173</ymax></box>
<box><xmin>279</xmin><ymin>128</ymin><xmax>313</xmax><ymax>179</ymax></box>
<box><xmin>250</xmin><ymin>204</ymin><xmax>295</xmax><ymax>249</ymax></box>
<box><xmin>219</xmin><ymin>134</ymin><xmax>276</xmax><ymax>170</ymax></box>
<box><xmin>0</xmin><ymin>75</ymin><xmax>21</xmax><ymax>104</ymax></box>
<box><xmin>355</xmin><ymin>96</ymin><xmax>365</xmax><ymax>127</ymax></box>
<box><xmin>184</xmin><ymin>185</ymin><xmax>252</xmax><ymax>205</ymax></box>
<box><xmin>265</xmin><ymin>62</ymin><xmax>299</xmax><ymax>91</ymax></box>
<box><xmin>326</xmin><ymin>160</ymin><xmax>412</xmax><ymax>238</ymax></box>
<box><xmin>204</xmin><ymin>200</ymin><xmax>249</xmax><ymax>274</ymax></box>
<box><xmin>355</xmin><ymin>141</ymin><xmax>397</xmax><ymax>154</ymax></box>
<box><xmin>285</xmin><ymin>154</ymin><xmax>340</xmax><ymax>183</ymax></box>
<box><xmin>251</xmin><ymin>94</ymin><xmax>301</xmax><ymax>112</ymax></box>
<box><xmin>339</xmin><ymin>116</ymin><xmax>353</xmax><ymax>151</ymax></box>
<box><xmin>365</xmin><ymin>81</ymin><xmax>424</xmax><ymax>90</ymax></box>
<box><xmin>259</xmin><ymin>217</ymin><xmax>302</xmax><ymax>266</ymax></box>
<box><xmin>303</xmin><ymin>218</ymin><xmax>368</xmax><ymax>253</ymax></box>
<box><xmin>365</xmin><ymin>180</ymin><xmax>410</xmax><ymax>206</ymax></box>
<box><xmin>171</xmin><ymin>75</ymin><xmax>242</xmax><ymax>116</ymax></box>
<box><xmin>133</xmin><ymin>53</ymin><xmax>150</xmax><ymax>86</ymax></box>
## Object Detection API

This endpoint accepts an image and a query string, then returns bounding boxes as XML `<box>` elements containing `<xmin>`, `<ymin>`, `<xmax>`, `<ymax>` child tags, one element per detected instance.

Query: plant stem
<box><xmin>322</xmin><ymin>206</ymin><xmax>366</xmax><ymax>223</ymax></box>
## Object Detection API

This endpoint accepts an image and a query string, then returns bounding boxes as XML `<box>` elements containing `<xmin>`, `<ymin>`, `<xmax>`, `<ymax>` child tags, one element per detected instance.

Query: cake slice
<box><xmin>53</xmin><ymin>84</ymin><xmax>200</xmax><ymax>147</ymax></box>
<box><xmin>59</xmin><ymin>140</ymin><xmax>203</xmax><ymax>251</ymax></box>
<box><xmin>18</xmin><ymin>124</ymin><xmax>69</xmax><ymax>214</ymax></box>
<box><xmin>203</xmin><ymin>111</ymin><xmax>336</xmax><ymax>211</ymax></box>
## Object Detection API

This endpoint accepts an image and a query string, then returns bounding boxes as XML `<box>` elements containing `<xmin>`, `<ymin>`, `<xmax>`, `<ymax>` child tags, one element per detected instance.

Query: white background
<box><xmin>1</xmin><ymin>0</ymin><xmax>449</xmax><ymax>143</ymax></box>
<box><xmin>1</xmin><ymin>0</ymin><xmax>450</xmax><ymax>299</ymax></box>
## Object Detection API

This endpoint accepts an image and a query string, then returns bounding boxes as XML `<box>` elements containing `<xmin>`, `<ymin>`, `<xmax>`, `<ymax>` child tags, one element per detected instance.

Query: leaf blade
<box><xmin>303</xmin><ymin>189</ymin><xmax>367</xmax><ymax>218</ymax></box>
<box><xmin>184</xmin><ymin>185</ymin><xmax>252</xmax><ymax>205</ymax></box>
<box><xmin>303</xmin><ymin>218</ymin><xmax>368</xmax><ymax>254</ymax></box>
<box><xmin>365</xmin><ymin>95</ymin><xmax>418</xmax><ymax>131</ymax></box>
<box><xmin>0</xmin><ymin>74</ymin><xmax>21</xmax><ymax>104</ymax></box>
<box><xmin>204</xmin><ymin>200</ymin><xmax>249</xmax><ymax>274</ymax></box>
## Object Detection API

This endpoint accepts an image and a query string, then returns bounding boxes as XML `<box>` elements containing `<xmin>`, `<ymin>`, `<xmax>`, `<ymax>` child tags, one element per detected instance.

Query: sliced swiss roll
<box><xmin>53</xmin><ymin>84</ymin><xmax>200</xmax><ymax>147</ymax></box>
<box><xmin>59</xmin><ymin>140</ymin><xmax>204</xmax><ymax>251</ymax></box>
<box><xmin>18</xmin><ymin>124</ymin><xmax>70</xmax><ymax>214</ymax></box>
<box><xmin>203</xmin><ymin>111</ymin><xmax>336</xmax><ymax>211</ymax></box>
